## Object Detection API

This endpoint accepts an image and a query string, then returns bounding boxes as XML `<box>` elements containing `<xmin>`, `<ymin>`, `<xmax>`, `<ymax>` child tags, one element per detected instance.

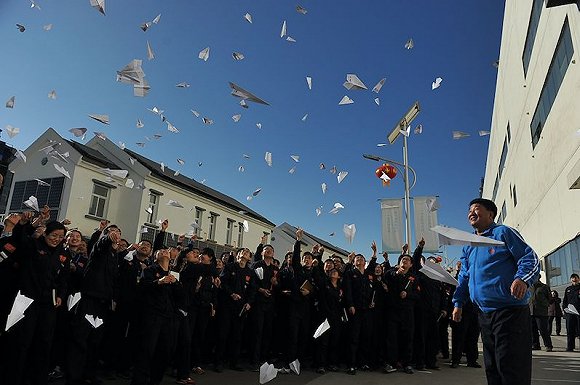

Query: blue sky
<box><xmin>0</xmin><ymin>0</ymin><xmax>504</xmax><ymax>264</ymax></box>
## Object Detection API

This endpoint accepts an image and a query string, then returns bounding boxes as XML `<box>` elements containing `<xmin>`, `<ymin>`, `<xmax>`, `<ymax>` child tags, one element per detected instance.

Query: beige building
<box><xmin>5</xmin><ymin>128</ymin><xmax>275</xmax><ymax>254</ymax></box>
<box><xmin>483</xmin><ymin>0</ymin><xmax>580</xmax><ymax>288</ymax></box>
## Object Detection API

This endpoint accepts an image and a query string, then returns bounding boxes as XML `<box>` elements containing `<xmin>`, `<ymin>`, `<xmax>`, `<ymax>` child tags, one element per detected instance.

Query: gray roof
<box><xmin>67</xmin><ymin>140</ymin><xmax>123</xmax><ymax>170</ymax></box>
<box><xmin>124</xmin><ymin>149</ymin><xmax>275</xmax><ymax>227</ymax></box>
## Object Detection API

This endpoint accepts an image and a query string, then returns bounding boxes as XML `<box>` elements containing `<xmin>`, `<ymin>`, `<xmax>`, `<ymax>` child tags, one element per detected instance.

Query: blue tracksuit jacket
<box><xmin>452</xmin><ymin>223</ymin><xmax>540</xmax><ymax>313</ymax></box>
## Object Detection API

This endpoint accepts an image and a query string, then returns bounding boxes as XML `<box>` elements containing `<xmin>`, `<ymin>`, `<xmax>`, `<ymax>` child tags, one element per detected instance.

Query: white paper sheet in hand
<box><xmin>5</xmin><ymin>291</ymin><xmax>34</xmax><ymax>331</ymax></box>
<box><xmin>67</xmin><ymin>292</ymin><xmax>82</xmax><ymax>311</ymax></box>
<box><xmin>313</xmin><ymin>318</ymin><xmax>330</xmax><ymax>338</ymax></box>
<box><xmin>430</xmin><ymin>225</ymin><xmax>504</xmax><ymax>247</ymax></box>
<box><xmin>255</xmin><ymin>267</ymin><xmax>264</xmax><ymax>280</ymax></box>
<box><xmin>169</xmin><ymin>271</ymin><xmax>180</xmax><ymax>281</ymax></box>
<box><xmin>24</xmin><ymin>196</ymin><xmax>39</xmax><ymax>211</ymax></box>
<box><xmin>259</xmin><ymin>362</ymin><xmax>277</xmax><ymax>384</ymax></box>
<box><xmin>289</xmin><ymin>359</ymin><xmax>300</xmax><ymax>375</ymax></box>
<box><xmin>420</xmin><ymin>261</ymin><xmax>458</xmax><ymax>286</ymax></box>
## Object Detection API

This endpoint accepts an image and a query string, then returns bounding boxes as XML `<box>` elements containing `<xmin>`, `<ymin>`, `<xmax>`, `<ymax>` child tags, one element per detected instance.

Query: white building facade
<box><xmin>483</xmin><ymin>1</ymin><xmax>580</xmax><ymax>289</ymax></box>
<box><xmin>5</xmin><ymin>128</ymin><xmax>275</xmax><ymax>254</ymax></box>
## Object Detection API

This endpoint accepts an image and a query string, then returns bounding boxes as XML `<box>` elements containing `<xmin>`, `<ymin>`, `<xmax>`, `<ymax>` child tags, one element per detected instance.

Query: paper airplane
<box><xmin>329</xmin><ymin>166</ymin><xmax>337</xmax><ymax>174</ymax></box>
<box><xmin>5</xmin><ymin>291</ymin><xmax>34</xmax><ymax>331</ymax></box>
<box><xmin>290</xmin><ymin>359</ymin><xmax>300</xmax><ymax>375</ymax></box>
<box><xmin>432</xmin><ymin>77</ymin><xmax>443</xmax><ymax>90</ymax></box>
<box><xmin>306</xmin><ymin>76</ymin><xmax>312</xmax><ymax>90</ymax></box>
<box><xmin>125</xmin><ymin>179</ymin><xmax>134</xmax><ymax>189</ymax></box>
<box><xmin>256</xmin><ymin>123</ymin><xmax>262</xmax><ymax>129</ymax></box>
<box><xmin>372</xmin><ymin>78</ymin><xmax>386</xmax><ymax>93</ymax></box>
<box><xmin>343</xmin><ymin>74</ymin><xmax>367</xmax><ymax>90</ymax></box>
<box><xmin>296</xmin><ymin>5</ymin><xmax>308</xmax><ymax>14</ymax></box>
<box><xmin>116</xmin><ymin>59</ymin><xmax>149</xmax><ymax>97</ymax></box>
<box><xmin>176</xmin><ymin>82</ymin><xmax>190</xmax><ymax>88</ymax></box>
<box><xmin>339</xmin><ymin>95</ymin><xmax>354</xmax><ymax>105</ymax></box>
<box><xmin>315</xmin><ymin>206</ymin><xmax>322</xmax><ymax>216</ymax></box>
<box><xmin>426</xmin><ymin>197</ymin><xmax>440</xmax><ymax>212</ymax></box>
<box><xmin>479</xmin><ymin>130</ymin><xmax>491</xmax><ymax>136</ymax></box>
<box><xmin>67</xmin><ymin>292</ymin><xmax>82</xmax><ymax>311</ymax></box>
<box><xmin>329</xmin><ymin>202</ymin><xmax>344</xmax><ymax>214</ymax></box>
<box><xmin>232</xmin><ymin>52</ymin><xmax>245</xmax><ymax>61</ymax></box>
<box><xmin>229</xmin><ymin>82</ymin><xmax>270</xmax><ymax>105</ymax></box>
<box><xmin>259</xmin><ymin>362</ymin><xmax>277</xmax><ymax>384</ymax></box>
<box><xmin>24</xmin><ymin>196</ymin><xmax>39</xmax><ymax>211</ymax></box>
<box><xmin>35</xmin><ymin>179</ymin><xmax>50</xmax><ymax>187</ymax></box>
<box><xmin>167</xmin><ymin>200</ymin><xmax>184</xmax><ymax>208</ymax></box>
<box><xmin>146</xmin><ymin>41</ymin><xmax>155</xmax><ymax>60</ymax></box>
<box><xmin>198</xmin><ymin>47</ymin><xmax>210</xmax><ymax>61</ymax></box>
<box><xmin>301</xmin><ymin>113</ymin><xmax>308</xmax><ymax>121</ymax></box>
<box><xmin>102</xmin><ymin>168</ymin><xmax>128</xmax><ymax>179</ymax></box>
<box><xmin>405</xmin><ymin>38</ymin><xmax>414</xmax><ymax>49</ymax></box>
<box><xmin>452</xmin><ymin>131</ymin><xmax>470</xmax><ymax>140</ymax></box>
<box><xmin>313</xmin><ymin>318</ymin><xmax>330</xmax><ymax>338</ymax></box>
<box><xmin>291</xmin><ymin>155</ymin><xmax>300</xmax><ymax>162</ymax></box>
<box><xmin>252</xmin><ymin>188</ymin><xmax>262</xmax><ymax>197</ymax></box>
<box><xmin>343</xmin><ymin>224</ymin><xmax>356</xmax><ymax>243</ymax></box>
<box><xmin>420</xmin><ymin>260</ymin><xmax>458</xmax><ymax>286</ymax></box>
<box><xmin>564</xmin><ymin>304</ymin><xmax>579</xmax><ymax>315</ymax></box>
<box><xmin>190</xmin><ymin>110</ymin><xmax>200</xmax><ymax>118</ymax></box>
<box><xmin>6</xmin><ymin>96</ymin><xmax>15</xmax><ymax>108</ymax></box>
<box><xmin>286</xmin><ymin>36</ymin><xmax>296</xmax><ymax>43</ymax></box>
<box><xmin>374</xmin><ymin>98</ymin><xmax>380</xmax><ymax>106</ymax></box>
<box><xmin>43</xmin><ymin>24</ymin><xmax>53</xmax><ymax>31</ymax></box>
<box><xmin>48</xmin><ymin>90</ymin><xmax>57</xmax><ymax>100</ymax></box>
<box><xmin>321</xmin><ymin>183</ymin><xmax>327</xmax><ymax>194</ymax></box>
<box><xmin>337</xmin><ymin>171</ymin><xmax>348</xmax><ymax>183</ymax></box>
<box><xmin>166</xmin><ymin>121</ymin><xmax>179</xmax><ymax>133</ymax></box>
<box><xmin>5</xmin><ymin>125</ymin><xmax>20</xmax><ymax>138</ymax></box>
<box><xmin>202</xmin><ymin>117</ymin><xmax>214</xmax><ymax>125</ymax></box>
<box><xmin>244</xmin><ymin>13</ymin><xmax>252</xmax><ymax>24</ymax></box>
<box><xmin>255</xmin><ymin>267</ymin><xmax>264</xmax><ymax>280</ymax></box>
<box><xmin>414</xmin><ymin>124</ymin><xmax>423</xmax><ymax>134</ymax></box>
<box><xmin>430</xmin><ymin>225</ymin><xmax>505</xmax><ymax>247</ymax></box>
<box><xmin>85</xmin><ymin>314</ymin><xmax>104</xmax><ymax>328</ymax></box>
<box><xmin>238</xmin><ymin>165</ymin><xmax>245</xmax><ymax>172</ymax></box>
<box><xmin>232</xmin><ymin>114</ymin><xmax>241</xmax><ymax>122</ymax></box>
<box><xmin>89</xmin><ymin>0</ymin><xmax>105</xmax><ymax>15</ymax></box>
<box><xmin>280</xmin><ymin>20</ymin><xmax>287</xmax><ymax>37</ymax></box>
<box><xmin>264</xmin><ymin>152</ymin><xmax>272</xmax><ymax>166</ymax></box>
<box><xmin>88</xmin><ymin>114</ymin><xmax>109</xmax><ymax>125</ymax></box>
<box><xmin>54</xmin><ymin>164</ymin><xmax>70</xmax><ymax>179</ymax></box>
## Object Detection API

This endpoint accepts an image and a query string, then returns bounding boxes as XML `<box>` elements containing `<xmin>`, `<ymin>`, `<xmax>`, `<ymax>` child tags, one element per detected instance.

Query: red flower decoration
<box><xmin>245</xmin><ymin>275</ymin><xmax>250</xmax><ymax>282</ymax></box>
<box><xmin>408</xmin><ymin>276</ymin><xmax>415</xmax><ymax>282</ymax></box>
<box><xmin>3</xmin><ymin>243</ymin><xmax>16</xmax><ymax>253</ymax></box>
<box><xmin>59</xmin><ymin>255</ymin><xmax>67</xmax><ymax>263</ymax></box>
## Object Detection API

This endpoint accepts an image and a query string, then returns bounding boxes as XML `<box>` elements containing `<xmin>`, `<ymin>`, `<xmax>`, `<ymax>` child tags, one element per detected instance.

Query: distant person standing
<box><xmin>548</xmin><ymin>290</ymin><xmax>563</xmax><ymax>336</ymax></box>
<box><xmin>452</xmin><ymin>198</ymin><xmax>540</xmax><ymax>385</ymax></box>
<box><xmin>529</xmin><ymin>280</ymin><xmax>553</xmax><ymax>351</ymax></box>
<box><xmin>563</xmin><ymin>273</ymin><xmax>580</xmax><ymax>351</ymax></box>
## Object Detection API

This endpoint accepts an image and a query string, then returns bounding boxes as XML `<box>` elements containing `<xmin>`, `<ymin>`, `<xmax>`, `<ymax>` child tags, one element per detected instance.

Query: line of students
<box><xmin>0</xmin><ymin>210</ymin><xmax>481</xmax><ymax>385</ymax></box>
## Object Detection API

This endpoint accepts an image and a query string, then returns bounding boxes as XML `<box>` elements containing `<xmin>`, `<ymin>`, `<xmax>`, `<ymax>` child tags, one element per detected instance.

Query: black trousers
<box><xmin>215</xmin><ymin>305</ymin><xmax>245</xmax><ymax>366</ymax></box>
<box><xmin>189</xmin><ymin>305</ymin><xmax>211</xmax><ymax>367</ymax></box>
<box><xmin>565</xmin><ymin>313</ymin><xmax>580</xmax><ymax>351</ymax></box>
<box><xmin>66</xmin><ymin>296</ymin><xmax>109</xmax><ymax>385</ymax></box>
<box><xmin>3</xmin><ymin>302</ymin><xmax>56</xmax><ymax>385</ymax></box>
<box><xmin>131</xmin><ymin>312</ymin><xmax>176</xmax><ymax>385</ymax></box>
<box><xmin>531</xmin><ymin>315</ymin><xmax>552</xmax><ymax>349</ymax></box>
<box><xmin>315</xmin><ymin>315</ymin><xmax>341</xmax><ymax>368</ymax></box>
<box><xmin>439</xmin><ymin>316</ymin><xmax>450</xmax><ymax>357</ymax></box>
<box><xmin>348</xmin><ymin>309</ymin><xmax>372</xmax><ymax>367</ymax></box>
<box><xmin>286</xmin><ymin>305</ymin><xmax>311</xmax><ymax>364</ymax></box>
<box><xmin>174</xmin><ymin>312</ymin><xmax>192</xmax><ymax>379</ymax></box>
<box><xmin>479</xmin><ymin>306</ymin><xmax>531</xmax><ymax>385</ymax></box>
<box><xmin>547</xmin><ymin>316</ymin><xmax>561</xmax><ymax>335</ymax></box>
<box><xmin>386</xmin><ymin>307</ymin><xmax>414</xmax><ymax>366</ymax></box>
<box><xmin>250</xmin><ymin>301</ymin><xmax>275</xmax><ymax>365</ymax></box>
<box><xmin>451</xmin><ymin>309</ymin><xmax>480</xmax><ymax>364</ymax></box>
<box><xmin>413</xmin><ymin>308</ymin><xmax>439</xmax><ymax>367</ymax></box>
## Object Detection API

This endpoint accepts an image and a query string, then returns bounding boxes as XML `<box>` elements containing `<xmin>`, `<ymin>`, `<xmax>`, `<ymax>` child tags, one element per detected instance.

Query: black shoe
<box><xmin>450</xmin><ymin>362</ymin><xmax>459</xmax><ymax>369</ymax></box>
<box><xmin>426</xmin><ymin>365</ymin><xmax>440</xmax><ymax>370</ymax></box>
<box><xmin>316</xmin><ymin>367</ymin><xmax>326</xmax><ymax>374</ymax></box>
<box><xmin>467</xmin><ymin>362</ymin><xmax>482</xmax><ymax>368</ymax></box>
<box><xmin>347</xmin><ymin>367</ymin><xmax>356</xmax><ymax>375</ymax></box>
<box><xmin>403</xmin><ymin>366</ymin><xmax>414</xmax><ymax>374</ymax></box>
<box><xmin>566</xmin><ymin>349</ymin><xmax>574</xmax><ymax>352</ymax></box>
<box><xmin>327</xmin><ymin>365</ymin><xmax>339</xmax><ymax>372</ymax></box>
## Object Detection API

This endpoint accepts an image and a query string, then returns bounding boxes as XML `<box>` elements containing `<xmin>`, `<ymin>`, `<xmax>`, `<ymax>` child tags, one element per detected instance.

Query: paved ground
<box><xmin>53</xmin><ymin>334</ymin><xmax>580</xmax><ymax>385</ymax></box>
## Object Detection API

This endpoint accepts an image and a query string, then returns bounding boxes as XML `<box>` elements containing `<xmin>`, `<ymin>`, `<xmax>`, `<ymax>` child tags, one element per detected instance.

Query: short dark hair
<box><xmin>201</xmin><ymin>247</ymin><xmax>215</xmax><ymax>261</ymax></box>
<box><xmin>397</xmin><ymin>254</ymin><xmax>413</xmax><ymax>265</ymax></box>
<box><xmin>469</xmin><ymin>198</ymin><xmax>498</xmax><ymax>219</ymax></box>
<box><xmin>571</xmin><ymin>273</ymin><xmax>579</xmax><ymax>279</ymax></box>
<box><xmin>45</xmin><ymin>221</ymin><xmax>67</xmax><ymax>235</ymax></box>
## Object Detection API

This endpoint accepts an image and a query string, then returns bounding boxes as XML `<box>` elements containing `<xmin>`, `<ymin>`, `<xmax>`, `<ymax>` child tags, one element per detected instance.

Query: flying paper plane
<box><xmin>229</xmin><ymin>82</ymin><xmax>270</xmax><ymax>105</ymax></box>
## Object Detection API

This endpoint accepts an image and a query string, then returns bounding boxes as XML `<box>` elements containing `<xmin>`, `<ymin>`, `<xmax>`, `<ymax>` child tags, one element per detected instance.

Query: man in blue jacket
<box><xmin>452</xmin><ymin>198</ymin><xmax>540</xmax><ymax>385</ymax></box>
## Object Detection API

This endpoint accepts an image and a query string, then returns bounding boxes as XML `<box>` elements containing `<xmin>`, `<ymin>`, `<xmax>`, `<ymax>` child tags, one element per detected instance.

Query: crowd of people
<box><xmin>0</xmin><ymin>201</ymin><xmax>578</xmax><ymax>385</ymax></box>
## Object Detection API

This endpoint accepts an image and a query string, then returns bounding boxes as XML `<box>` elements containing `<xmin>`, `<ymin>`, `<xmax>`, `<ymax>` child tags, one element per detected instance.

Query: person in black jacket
<box><xmin>2</xmin><ymin>212</ymin><xmax>69</xmax><ymax>385</ymax></box>
<box><xmin>314</xmin><ymin>268</ymin><xmax>343</xmax><ymax>374</ymax></box>
<box><xmin>249</xmin><ymin>235</ymin><xmax>279</xmax><ymax>370</ymax></box>
<box><xmin>214</xmin><ymin>247</ymin><xmax>255</xmax><ymax>372</ymax></box>
<box><xmin>343</xmin><ymin>241</ymin><xmax>378</xmax><ymax>375</ymax></box>
<box><xmin>131</xmin><ymin>247</ymin><xmax>180</xmax><ymax>385</ymax></box>
<box><xmin>563</xmin><ymin>273</ymin><xmax>580</xmax><ymax>351</ymax></box>
<box><xmin>66</xmin><ymin>224</ymin><xmax>121</xmax><ymax>385</ymax></box>
<box><xmin>383</xmin><ymin>253</ymin><xmax>419</xmax><ymax>375</ymax></box>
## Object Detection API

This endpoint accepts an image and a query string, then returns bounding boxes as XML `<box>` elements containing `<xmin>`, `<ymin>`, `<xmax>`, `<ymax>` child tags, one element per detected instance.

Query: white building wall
<box><xmin>484</xmin><ymin>2</ymin><xmax>580</xmax><ymax>261</ymax></box>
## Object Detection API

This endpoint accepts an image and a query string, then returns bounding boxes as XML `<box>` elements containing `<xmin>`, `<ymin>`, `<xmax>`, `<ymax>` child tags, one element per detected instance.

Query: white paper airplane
<box><xmin>229</xmin><ymin>82</ymin><xmax>270</xmax><ymax>105</ymax></box>
<box><xmin>343</xmin><ymin>74</ymin><xmax>367</xmax><ymax>90</ymax></box>
<box><xmin>339</xmin><ymin>95</ymin><xmax>354</xmax><ymax>105</ymax></box>
<box><xmin>198</xmin><ymin>47</ymin><xmax>210</xmax><ymax>61</ymax></box>
<box><xmin>430</xmin><ymin>225</ymin><xmax>505</xmax><ymax>247</ymax></box>
<box><xmin>85</xmin><ymin>314</ymin><xmax>104</xmax><ymax>328</ymax></box>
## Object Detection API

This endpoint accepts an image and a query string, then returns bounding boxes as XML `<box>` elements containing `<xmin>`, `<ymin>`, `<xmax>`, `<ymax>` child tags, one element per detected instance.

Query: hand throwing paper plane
<box><xmin>229</xmin><ymin>82</ymin><xmax>270</xmax><ymax>105</ymax></box>
<box><xmin>430</xmin><ymin>225</ymin><xmax>505</xmax><ymax>247</ymax></box>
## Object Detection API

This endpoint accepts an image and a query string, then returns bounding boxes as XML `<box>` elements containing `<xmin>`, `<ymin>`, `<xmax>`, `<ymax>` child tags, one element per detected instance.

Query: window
<box><xmin>506</xmin><ymin>122</ymin><xmax>511</xmax><ymax>144</ymax></box>
<box><xmin>498</xmin><ymin>138</ymin><xmax>508</xmax><ymax>178</ymax></box>
<box><xmin>530</xmin><ymin>18</ymin><xmax>574</xmax><ymax>148</ymax></box>
<box><xmin>547</xmin><ymin>234</ymin><xmax>580</xmax><ymax>288</ymax></box>
<box><xmin>523</xmin><ymin>0</ymin><xmax>544</xmax><ymax>77</ymax></box>
<box><xmin>9</xmin><ymin>177</ymin><xmax>65</xmax><ymax>220</ymax></box>
<box><xmin>194</xmin><ymin>207</ymin><xmax>205</xmax><ymax>236</ymax></box>
<box><xmin>0</xmin><ymin>171</ymin><xmax>14</xmax><ymax>213</ymax></box>
<box><xmin>146</xmin><ymin>192</ymin><xmax>160</xmax><ymax>224</ymax></box>
<box><xmin>492</xmin><ymin>173</ymin><xmax>500</xmax><ymax>202</ymax></box>
<box><xmin>237</xmin><ymin>222</ymin><xmax>244</xmax><ymax>247</ymax></box>
<box><xmin>88</xmin><ymin>182</ymin><xmax>110</xmax><ymax>218</ymax></box>
<box><xmin>499</xmin><ymin>201</ymin><xmax>507</xmax><ymax>224</ymax></box>
<box><xmin>225</xmin><ymin>219</ymin><xmax>235</xmax><ymax>245</ymax></box>
<box><xmin>208</xmin><ymin>212</ymin><xmax>218</xmax><ymax>241</ymax></box>
<box><xmin>513</xmin><ymin>185</ymin><xmax>518</xmax><ymax>207</ymax></box>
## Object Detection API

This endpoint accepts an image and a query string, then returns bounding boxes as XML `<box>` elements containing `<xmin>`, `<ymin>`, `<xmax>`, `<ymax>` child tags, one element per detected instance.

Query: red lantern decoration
<box><xmin>375</xmin><ymin>163</ymin><xmax>397</xmax><ymax>186</ymax></box>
